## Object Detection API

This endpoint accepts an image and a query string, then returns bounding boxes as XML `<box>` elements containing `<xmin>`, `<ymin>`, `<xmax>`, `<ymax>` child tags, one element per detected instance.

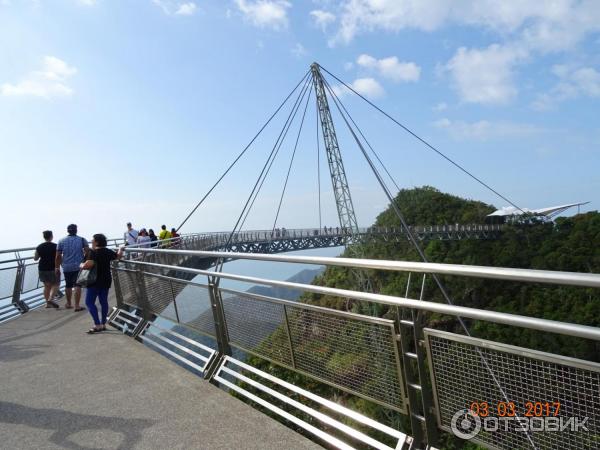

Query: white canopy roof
<box><xmin>487</xmin><ymin>202</ymin><xmax>589</xmax><ymax>218</ymax></box>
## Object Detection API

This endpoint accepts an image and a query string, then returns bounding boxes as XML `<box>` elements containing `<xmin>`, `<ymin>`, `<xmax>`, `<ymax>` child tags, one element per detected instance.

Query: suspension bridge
<box><xmin>1</xmin><ymin>63</ymin><xmax>598</xmax><ymax>450</ymax></box>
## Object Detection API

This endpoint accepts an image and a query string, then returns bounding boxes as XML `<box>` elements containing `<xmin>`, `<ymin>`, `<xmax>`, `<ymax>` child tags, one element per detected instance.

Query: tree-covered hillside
<box><xmin>304</xmin><ymin>186</ymin><xmax>600</xmax><ymax>360</ymax></box>
<box><xmin>248</xmin><ymin>186</ymin><xmax>600</xmax><ymax>449</ymax></box>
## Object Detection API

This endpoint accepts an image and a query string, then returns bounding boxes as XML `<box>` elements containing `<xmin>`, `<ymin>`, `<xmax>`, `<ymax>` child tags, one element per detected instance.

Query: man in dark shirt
<box><xmin>34</xmin><ymin>230</ymin><xmax>59</xmax><ymax>309</ymax></box>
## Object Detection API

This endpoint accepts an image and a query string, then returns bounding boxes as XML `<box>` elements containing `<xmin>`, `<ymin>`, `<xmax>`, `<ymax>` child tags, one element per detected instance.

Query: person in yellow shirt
<box><xmin>158</xmin><ymin>225</ymin><xmax>172</xmax><ymax>247</ymax></box>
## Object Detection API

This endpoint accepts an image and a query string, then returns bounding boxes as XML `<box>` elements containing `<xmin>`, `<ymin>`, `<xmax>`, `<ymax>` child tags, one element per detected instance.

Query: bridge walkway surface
<box><xmin>0</xmin><ymin>295</ymin><xmax>321</xmax><ymax>450</ymax></box>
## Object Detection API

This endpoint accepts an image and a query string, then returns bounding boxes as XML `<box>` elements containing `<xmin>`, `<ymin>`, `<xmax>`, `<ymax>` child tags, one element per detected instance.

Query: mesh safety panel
<box><xmin>115</xmin><ymin>269</ymin><xmax>139</xmax><ymax>307</ymax></box>
<box><xmin>220</xmin><ymin>291</ymin><xmax>293</xmax><ymax>366</ymax></box>
<box><xmin>143</xmin><ymin>275</ymin><xmax>175</xmax><ymax>315</ymax></box>
<box><xmin>287</xmin><ymin>306</ymin><xmax>404</xmax><ymax>410</ymax></box>
<box><xmin>219</xmin><ymin>289</ymin><xmax>405</xmax><ymax>411</ymax></box>
<box><xmin>174</xmin><ymin>282</ymin><xmax>215</xmax><ymax>338</ymax></box>
<box><xmin>425</xmin><ymin>329</ymin><xmax>600</xmax><ymax>450</ymax></box>
<box><xmin>21</xmin><ymin>264</ymin><xmax>40</xmax><ymax>293</ymax></box>
<box><xmin>0</xmin><ymin>267</ymin><xmax>17</xmax><ymax>300</ymax></box>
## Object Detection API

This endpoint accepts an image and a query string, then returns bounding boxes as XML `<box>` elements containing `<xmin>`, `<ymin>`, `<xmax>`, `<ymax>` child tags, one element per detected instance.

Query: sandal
<box><xmin>87</xmin><ymin>328</ymin><xmax>103</xmax><ymax>334</ymax></box>
<box><xmin>46</xmin><ymin>301</ymin><xmax>60</xmax><ymax>309</ymax></box>
<box><xmin>65</xmin><ymin>304</ymin><xmax>74</xmax><ymax>309</ymax></box>
<box><xmin>74</xmin><ymin>307</ymin><xmax>85</xmax><ymax>312</ymax></box>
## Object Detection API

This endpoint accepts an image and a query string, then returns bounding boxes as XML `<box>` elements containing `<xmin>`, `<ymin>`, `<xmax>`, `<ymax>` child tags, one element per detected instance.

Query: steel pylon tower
<box><xmin>311</xmin><ymin>63</ymin><xmax>359</xmax><ymax>234</ymax></box>
<box><xmin>312</xmin><ymin>62</ymin><xmax>373</xmax><ymax>299</ymax></box>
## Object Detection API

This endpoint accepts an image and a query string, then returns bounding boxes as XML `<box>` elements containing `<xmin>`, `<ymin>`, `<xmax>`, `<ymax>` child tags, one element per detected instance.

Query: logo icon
<box><xmin>450</xmin><ymin>409</ymin><xmax>481</xmax><ymax>440</ymax></box>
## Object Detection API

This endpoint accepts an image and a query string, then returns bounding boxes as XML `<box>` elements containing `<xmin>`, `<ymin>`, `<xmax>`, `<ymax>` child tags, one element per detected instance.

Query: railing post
<box><xmin>11</xmin><ymin>253</ymin><xmax>29</xmax><ymax>313</ymax></box>
<box><xmin>282</xmin><ymin>305</ymin><xmax>296</xmax><ymax>369</ymax></box>
<box><xmin>208</xmin><ymin>279</ymin><xmax>231</xmax><ymax>357</ymax></box>
<box><xmin>396</xmin><ymin>273</ymin><xmax>439</xmax><ymax>449</ymax></box>
<box><xmin>169</xmin><ymin>280</ymin><xmax>181</xmax><ymax>323</ymax></box>
<box><xmin>135</xmin><ymin>266</ymin><xmax>153</xmax><ymax>321</ymax></box>
<box><xmin>111</xmin><ymin>263</ymin><xmax>124</xmax><ymax>310</ymax></box>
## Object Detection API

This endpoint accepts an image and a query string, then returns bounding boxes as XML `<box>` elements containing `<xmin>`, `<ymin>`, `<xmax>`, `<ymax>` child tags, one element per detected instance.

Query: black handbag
<box><xmin>76</xmin><ymin>263</ymin><xmax>97</xmax><ymax>287</ymax></box>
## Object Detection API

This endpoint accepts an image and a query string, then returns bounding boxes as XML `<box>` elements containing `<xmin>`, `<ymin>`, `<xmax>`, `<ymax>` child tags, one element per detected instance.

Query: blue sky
<box><xmin>1</xmin><ymin>0</ymin><xmax>599</xmax><ymax>249</ymax></box>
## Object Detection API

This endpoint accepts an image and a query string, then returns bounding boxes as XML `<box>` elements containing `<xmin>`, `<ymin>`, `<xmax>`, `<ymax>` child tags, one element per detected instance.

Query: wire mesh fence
<box><xmin>425</xmin><ymin>329</ymin><xmax>600</xmax><ymax>450</ymax></box>
<box><xmin>219</xmin><ymin>289</ymin><xmax>406</xmax><ymax>411</ymax></box>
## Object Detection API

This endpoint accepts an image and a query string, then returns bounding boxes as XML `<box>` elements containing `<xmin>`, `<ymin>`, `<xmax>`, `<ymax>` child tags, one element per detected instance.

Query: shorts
<box><xmin>64</xmin><ymin>271</ymin><xmax>80</xmax><ymax>289</ymax></box>
<box><xmin>39</xmin><ymin>270</ymin><xmax>56</xmax><ymax>284</ymax></box>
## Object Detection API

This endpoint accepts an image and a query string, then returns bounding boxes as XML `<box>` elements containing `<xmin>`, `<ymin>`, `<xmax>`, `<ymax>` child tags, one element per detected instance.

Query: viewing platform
<box><xmin>2</xmin><ymin>234</ymin><xmax>599</xmax><ymax>449</ymax></box>
<box><xmin>0</xmin><ymin>296</ymin><xmax>320</xmax><ymax>450</ymax></box>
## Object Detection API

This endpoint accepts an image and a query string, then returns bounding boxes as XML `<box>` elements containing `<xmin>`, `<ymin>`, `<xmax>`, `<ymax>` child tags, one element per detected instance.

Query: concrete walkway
<box><xmin>0</xmin><ymin>299</ymin><xmax>321</xmax><ymax>450</ymax></box>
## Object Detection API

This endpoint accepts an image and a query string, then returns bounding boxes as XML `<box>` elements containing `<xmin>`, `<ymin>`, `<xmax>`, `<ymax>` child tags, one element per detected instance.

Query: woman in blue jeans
<box><xmin>81</xmin><ymin>234</ymin><xmax>124</xmax><ymax>333</ymax></box>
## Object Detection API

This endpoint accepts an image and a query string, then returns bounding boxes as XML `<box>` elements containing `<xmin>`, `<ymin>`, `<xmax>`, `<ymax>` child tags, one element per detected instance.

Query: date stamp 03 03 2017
<box><xmin>449</xmin><ymin>401</ymin><xmax>590</xmax><ymax>440</ymax></box>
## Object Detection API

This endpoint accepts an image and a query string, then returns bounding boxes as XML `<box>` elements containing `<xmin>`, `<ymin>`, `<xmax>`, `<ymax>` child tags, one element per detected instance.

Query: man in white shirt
<box><xmin>124</xmin><ymin>222</ymin><xmax>139</xmax><ymax>246</ymax></box>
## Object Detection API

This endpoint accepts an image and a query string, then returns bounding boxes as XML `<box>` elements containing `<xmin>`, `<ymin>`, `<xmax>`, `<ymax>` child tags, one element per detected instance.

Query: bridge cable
<box><xmin>272</xmin><ymin>87</ymin><xmax>313</xmax><ymax>234</ymax></box>
<box><xmin>318</xmin><ymin>64</ymin><xmax>526</xmax><ymax>214</ymax></box>
<box><xmin>322</xmin><ymin>77</ymin><xmax>538</xmax><ymax>450</ymax></box>
<box><xmin>233</xmin><ymin>77</ymin><xmax>311</xmax><ymax>238</ymax></box>
<box><xmin>213</xmin><ymin>78</ymin><xmax>312</xmax><ymax>277</ymax></box>
<box><xmin>238</xmin><ymin>84</ymin><xmax>309</xmax><ymax>233</ymax></box>
<box><xmin>236</xmin><ymin>78</ymin><xmax>312</xmax><ymax>234</ymax></box>
<box><xmin>176</xmin><ymin>69</ymin><xmax>311</xmax><ymax>232</ymax></box>
<box><xmin>217</xmin><ymin>76</ymin><xmax>312</xmax><ymax>274</ymax></box>
<box><xmin>326</xmin><ymin>84</ymin><xmax>402</xmax><ymax>196</ymax></box>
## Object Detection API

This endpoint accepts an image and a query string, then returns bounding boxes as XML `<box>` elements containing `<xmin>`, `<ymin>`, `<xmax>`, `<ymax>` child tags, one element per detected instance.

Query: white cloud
<box><xmin>332</xmin><ymin>0</ymin><xmax>600</xmax><ymax>49</ymax></box>
<box><xmin>1</xmin><ymin>56</ymin><xmax>77</xmax><ymax>99</ymax></box>
<box><xmin>434</xmin><ymin>117</ymin><xmax>543</xmax><ymax>141</ymax></box>
<box><xmin>291</xmin><ymin>43</ymin><xmax>307</xmax><ymax>58</ymax></box>
<box><xmin>445</xmin><ymin>44</ymin><xmax>527</xmax><ymax>105</ymax></box>
<box><xmin>533</xmin><ymin>65</ymin><xmax>600</xmax><ymax>110</ymax></box>
<box><xmin>235</xmin><ymin>0</ymin><xmax>291</xmax><ymax>30</ymax></box>
<box><xmin>352</xmin><ymin>78</ymin><xmax>384</xmax><ymax>98</ymax></box>
<box><xmin>334</xmin><ymin>77</ymin><xmax>384</xmax><ymax>99</ymax></box>
<box><xmin>175</xmin><ymin>2</ymin><xmax>197</xmax><ymax>15</ymax></box>
<box><xmin>356</xmin><ymin>54</ymin><xmax>420</xmax><ymax>82</ymax></box>
<box><xmin>153</xmin><ymin>0</ymin><xmax>197</xmax><ymax>16</ymax></box>
<box><xmin>77</xmin><ymin>0</ymin><xmax>97</xmax><ymax>5</ymax></box>
<box><xmin>433</xmin><ymin>102</ymin><xmax>447</xmax><ymax>112</ymax></box>
<box><xmin>329</xmin><ymin>1</ymin><xmax>600</xmax><ymax>107</ymax></box>
<box><xmin>310</xmin><ymin>9</ymin><xmax>336</xmax><ymax>31</ymax></box>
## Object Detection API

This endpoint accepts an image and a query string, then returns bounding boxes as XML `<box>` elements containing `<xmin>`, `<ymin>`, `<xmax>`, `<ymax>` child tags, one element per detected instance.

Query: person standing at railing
<box><xmin>80</xmin><ymin>234</ymin><xmax>124</xmax><ymax>333</ymax></box>
<box><xmin>158</xmin><ymin>225</ymin><xmax>171</xmax><ymax>247</ymax></box>
<box><xmin>55</xmin><ymin>224</ymin><xmax>89</xmax><ymax>311</ymax></box>
<box><xmin>123</xmin><ymin>222</ymin><xmax>139</xmax><ymax>246</ymax></box>
<box><xmin>170</xmin><ymin>228</ymin><xmax>180</xmax><ymax>248</ymax></box>
<box><xmin>136</xmin><ymin>228</ymin><xmax>151</xmax><ymax>248</ymax></box>
<box><xmin>148</xmin><ymin>229</ymin><xmax>158</xmax><ymax>247</ymax></box>
<box><xmin>34</xmin><ymin>230</ymin><xmax>60</xmax><ymax>309</ymax></box>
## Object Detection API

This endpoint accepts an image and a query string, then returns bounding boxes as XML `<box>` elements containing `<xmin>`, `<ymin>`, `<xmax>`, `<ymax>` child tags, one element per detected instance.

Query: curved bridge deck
<box><xmin>202</xmin><ymin>225</ymin><xmax>503</xmax><ymax>254</ymax></box>
<box><xmin>0</xmin><ymin>297</ymin><xmax>320</xmax><ymax>450</ymax></box>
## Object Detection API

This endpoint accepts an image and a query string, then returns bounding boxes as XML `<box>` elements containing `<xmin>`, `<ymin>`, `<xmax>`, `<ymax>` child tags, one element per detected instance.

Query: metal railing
<box><xmin>111</xmin><ymin>247</ymin><xmax>600</xmax><ymax>450</ymax></box>
<box><xmin>0</xmin><ymin>236</ymin><xmax>127</xmax><ymax>321</ymax></box>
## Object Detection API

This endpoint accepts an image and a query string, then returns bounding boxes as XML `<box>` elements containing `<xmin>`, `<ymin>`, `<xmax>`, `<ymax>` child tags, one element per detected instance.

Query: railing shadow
<box><xmin>0</xmin><ymin>401</ymin><xmax>155</xmax><ymax>450</ymax></box>
<box><xmin>0</xmin><ymin>342</ymin><xmax>49</xmax><ymax>363</ymax></box>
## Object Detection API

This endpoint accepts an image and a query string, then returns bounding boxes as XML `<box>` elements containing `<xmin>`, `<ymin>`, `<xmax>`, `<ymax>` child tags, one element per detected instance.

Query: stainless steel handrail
<box><xmin>124</xmin><ymin>248</ymin><xmax>600</xmax><ymax>289</ymax></box>
<box><xmin>119</xmin><ymin>259</ymin><xmax>600</xmax><ymax>341</ymax></box>
<box><xmin>0</xmin><ymin>236</ymin><xmax>123</xmax><ymax>257</ymax></box>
